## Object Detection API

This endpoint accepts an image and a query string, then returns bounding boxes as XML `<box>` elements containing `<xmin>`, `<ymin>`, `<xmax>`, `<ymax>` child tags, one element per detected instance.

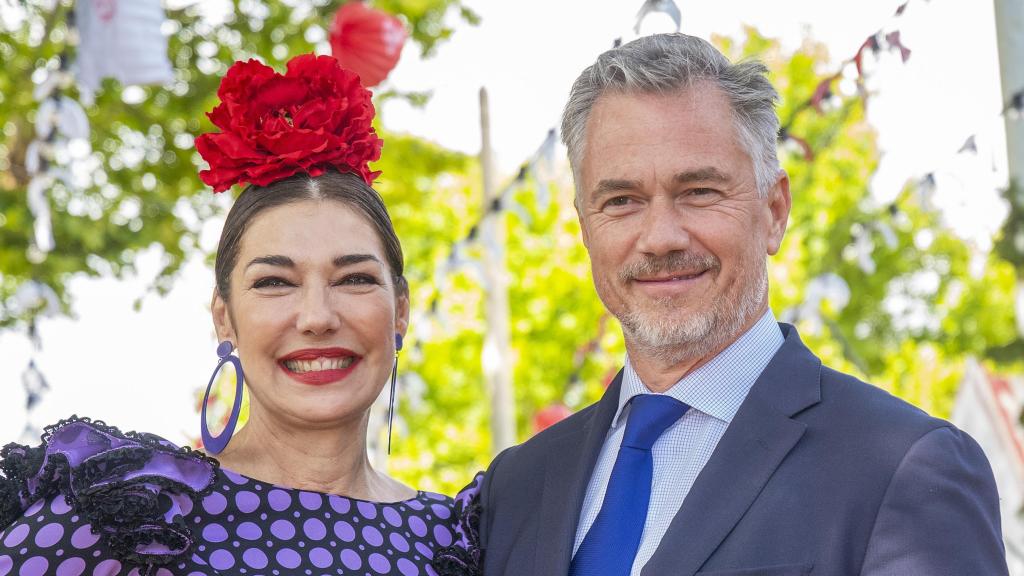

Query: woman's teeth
<box><xmin>283</xmin><ymin>357</ymin><xmax>356</xmax><ymax>373</ymax></box>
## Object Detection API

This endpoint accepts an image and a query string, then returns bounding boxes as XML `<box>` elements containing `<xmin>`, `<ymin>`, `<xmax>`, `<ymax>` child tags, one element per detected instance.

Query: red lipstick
<box><xmin>277</xmin><ymin>348</ymin><xmax>361</xmax><ymax>385</ymax></box>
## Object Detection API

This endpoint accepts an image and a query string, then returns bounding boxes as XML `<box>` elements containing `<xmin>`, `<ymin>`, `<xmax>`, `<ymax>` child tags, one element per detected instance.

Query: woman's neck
<box><xmin>211</xmin><ymin>409</ymin><xmax>414</xmax><ymax>502</ymax></box>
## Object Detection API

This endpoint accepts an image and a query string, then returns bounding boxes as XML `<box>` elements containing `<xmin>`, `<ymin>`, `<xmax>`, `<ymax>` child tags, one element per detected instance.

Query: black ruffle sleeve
<box><xmin>0</xmin><ymin>416</ymin><xmax>218</xmax><ymax>571</ymax></box>
<box><xmin>432</xmin><ymin>472</ymin><xmax>484</xmax><ymax>576</ymax></box>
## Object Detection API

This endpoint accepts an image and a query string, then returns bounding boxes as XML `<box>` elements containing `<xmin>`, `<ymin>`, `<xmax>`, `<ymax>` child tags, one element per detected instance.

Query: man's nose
<box><xmin>636</xmin><ymin>199</ymin><xmax>690</xmax><ymax>256</ymax></box>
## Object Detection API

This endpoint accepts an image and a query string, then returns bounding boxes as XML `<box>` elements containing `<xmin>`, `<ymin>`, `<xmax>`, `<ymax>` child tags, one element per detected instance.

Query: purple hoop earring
<box><xmin>387</xmin><ymin>334</ymin><xmax>403</xmax><ymax>454</ymax></box>
<box><xmin>201</xmin><ymin>341</ymin><xmax>245</xmax><ymax>455</ymax></box>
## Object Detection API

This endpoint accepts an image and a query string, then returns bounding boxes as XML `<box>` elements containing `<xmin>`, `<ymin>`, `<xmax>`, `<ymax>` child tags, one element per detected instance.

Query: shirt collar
<box><xmin>612</xmin><ymin>309</ymin><xmax>784</xmax><ymax>427</ymax></box>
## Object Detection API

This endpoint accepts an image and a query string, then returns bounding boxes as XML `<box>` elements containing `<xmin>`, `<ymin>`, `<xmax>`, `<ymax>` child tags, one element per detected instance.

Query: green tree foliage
<box><xmin>728</xmin><ymin>31</ymin><xmax>1017</xmax><ymax>417</ymax></box>
<box><xmin>0</xmin><ymin>0</ymin><xmax>475</xmax><ymax>328</ymax></box>
<box><xmin>3</xmin><ymin>3</ymin><xmax>1017</xmax><ymax>497</ymax></box>
<box><xmin>391</xmin><ymin>29</ymin><xmax>1020</xmax><ymax>494</ymax></box>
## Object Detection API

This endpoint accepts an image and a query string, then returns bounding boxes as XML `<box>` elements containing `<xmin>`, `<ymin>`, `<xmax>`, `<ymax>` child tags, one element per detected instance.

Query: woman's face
<box><xmin>212</xmin><ymin>199</ymin><xmax>408</xmax><ymax>428</ymax></box>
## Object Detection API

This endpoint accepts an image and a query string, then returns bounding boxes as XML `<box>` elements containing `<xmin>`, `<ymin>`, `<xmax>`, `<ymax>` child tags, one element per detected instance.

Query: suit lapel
<box><xmin>641</xmin><ymin>324</ymin><xmax>822</xmax><ymax>576</ymax></box>
<box><xmin>535</xmin><ymin>371</ymin><xmax>624</xmax><ymax>574</ymax></box>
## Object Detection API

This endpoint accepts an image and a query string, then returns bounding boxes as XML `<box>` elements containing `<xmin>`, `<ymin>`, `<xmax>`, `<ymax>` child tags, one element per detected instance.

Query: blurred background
<box><xmin>1</xmin><ymin>0</ymin><xmax>1022</xmax><ymax>570</ymax></box>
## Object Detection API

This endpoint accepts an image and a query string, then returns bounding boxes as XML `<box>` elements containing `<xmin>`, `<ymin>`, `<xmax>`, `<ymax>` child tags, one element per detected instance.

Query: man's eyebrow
<box><xmin>592</xmin><ymin>178</ymin><xmax>643</xmax><ymax>201</ymax></box>
<box><xmin>246</xmin><ymin>255</ymin><xmax>294</xmax><ymax>270</ymax></box>
<box><xmin>673</xmin><ymin>167</ymin><xmax>730</xmax><ymax>184</ymax></box>
<box><xmin>333</xmin><ymin>254</ymin><xmax>381</xmax><ymax>267</ymax></box>
<box><xmin>590</xmin><ymin>168</ymin><xmax>730</xmax><ymax>202</ymax></box>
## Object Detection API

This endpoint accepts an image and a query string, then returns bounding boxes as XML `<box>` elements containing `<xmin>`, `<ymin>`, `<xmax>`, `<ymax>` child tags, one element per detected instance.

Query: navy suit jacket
<box><xmin>477</xmin><ymin>324</ymin><xmax>1008</xmax><ymax>575</ymax></box>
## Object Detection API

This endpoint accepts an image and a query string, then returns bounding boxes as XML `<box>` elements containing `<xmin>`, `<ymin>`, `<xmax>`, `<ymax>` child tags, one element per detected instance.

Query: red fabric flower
<box><xmin>196</xmin><ymin>54</ymin><xmax>383</xmax><ymax>193</ymax></box>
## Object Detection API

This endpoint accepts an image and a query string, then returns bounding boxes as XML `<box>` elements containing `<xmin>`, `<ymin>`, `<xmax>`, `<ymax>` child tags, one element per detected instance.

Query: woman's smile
<box><xmin>277</xmin><ymin>347</ymin><xmax>363</xmax><ymax>385</ymax></box>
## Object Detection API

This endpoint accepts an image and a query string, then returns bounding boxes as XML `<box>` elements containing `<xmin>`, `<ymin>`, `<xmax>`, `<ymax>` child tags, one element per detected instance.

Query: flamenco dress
<box><xmin>0</xmin><ymin>417</ymin><xmax>478</xmax><ymax>576</ymax></box>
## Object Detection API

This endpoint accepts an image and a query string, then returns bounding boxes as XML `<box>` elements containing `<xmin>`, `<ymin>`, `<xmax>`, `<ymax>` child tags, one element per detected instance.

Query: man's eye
<box><xmin>690</xmin><ymin>188</ymin><xmax>718</xmax><ymax>196</ymax></box>
<box><xmin>252</xmin><ymin>277</ymin><xmax>293</xmax><ymax>289</ymax></box>
<box><xmin>605</xmin><ymin>196</ymin><xmax>633</xmax><ymax>207</ymax></box>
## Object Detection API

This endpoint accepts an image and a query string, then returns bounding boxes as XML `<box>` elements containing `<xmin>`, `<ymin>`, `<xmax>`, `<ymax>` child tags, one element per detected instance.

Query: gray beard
<box><xmin>618</xmin><ymin>262</ymin><xmax>768</xmax><ymax>366</ymax></box>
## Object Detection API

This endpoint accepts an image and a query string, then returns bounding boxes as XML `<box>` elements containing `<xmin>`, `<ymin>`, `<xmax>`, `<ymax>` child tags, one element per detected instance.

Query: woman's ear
<box><xmin>394</xmin><ymin>290</ymin><xmax>410</xmax><ymax>343</ymax></box>
<box><xmin>211</xmin><ymin>289</ymin><xmax>236</xmax><ymax>344</ymax></box>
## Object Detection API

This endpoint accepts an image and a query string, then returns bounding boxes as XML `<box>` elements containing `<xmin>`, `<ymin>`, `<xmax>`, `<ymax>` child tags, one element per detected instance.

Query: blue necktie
<box><xmin>570</xmin><ymin>394</ymin><xmax>690</xmax><ymax>576</ymax></box>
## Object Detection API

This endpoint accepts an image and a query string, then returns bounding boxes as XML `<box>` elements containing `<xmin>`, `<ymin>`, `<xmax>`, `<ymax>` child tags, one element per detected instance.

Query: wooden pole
<box><xmin>994</xmin><ymin>0</ymin><xmax>1024</xmax><ymax>338</ymax></box>
<box><xmin>994</xmin><ymin>0</ymin><xmax>1024</xmax><ymax>188</ymax></box>
<box><xmin>479</xmin><ymin>87</ymin><xmax>517</xmax><ymax>454</ymax></box>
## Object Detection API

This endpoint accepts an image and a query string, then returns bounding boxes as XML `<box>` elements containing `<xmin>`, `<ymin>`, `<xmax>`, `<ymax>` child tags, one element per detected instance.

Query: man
<box><xmin>476</xmin><ymin>34</ymin><xmax>1008</xmax><ymax>575</ymax></box>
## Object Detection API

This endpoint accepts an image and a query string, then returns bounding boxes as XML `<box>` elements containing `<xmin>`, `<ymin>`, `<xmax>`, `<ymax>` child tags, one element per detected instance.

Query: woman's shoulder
<box><xmin>432</xmin><ymin>472</ymin><xmax>484</xmax><ymax>576</ymax></box>
<box><xmin>0</xmin><ymin>416</ymin><xmax>219</xmax><ymax>572</ymax></box>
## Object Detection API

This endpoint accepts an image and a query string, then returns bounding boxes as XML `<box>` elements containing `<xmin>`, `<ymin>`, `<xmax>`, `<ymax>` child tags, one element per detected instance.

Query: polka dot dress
<box><xmin>0</xmin><ymin>431</ymin><xmax>457</xmax><ymax>576</ymax></box>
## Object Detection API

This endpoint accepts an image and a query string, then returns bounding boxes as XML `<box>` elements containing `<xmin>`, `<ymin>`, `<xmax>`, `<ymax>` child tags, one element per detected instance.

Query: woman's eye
<box><xmin>336</xmin><ymin>273</ymin><xmax>381</xmax><ymax>286</ymax></box>
<box><xmin>252</xmin><ymin>277</ymin><xmax>293</xmax><ymax>289</ymax></box>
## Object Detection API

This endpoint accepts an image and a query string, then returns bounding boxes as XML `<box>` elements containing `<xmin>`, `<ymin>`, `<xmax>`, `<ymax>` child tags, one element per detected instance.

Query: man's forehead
<box><xmin>590</xmin><ymin>82</ymin><xmax>725</xmax><ymax>116</ymax></box>
<box><xmin>576</xmin><ymin>90</ymin><xmax>756</xmax><ymax>202</ymax></box>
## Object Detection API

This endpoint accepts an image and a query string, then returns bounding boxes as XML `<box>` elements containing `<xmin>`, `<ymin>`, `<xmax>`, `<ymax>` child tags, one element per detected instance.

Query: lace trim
<box><xmin>433</xmin><ymin>473</ymin><xmax>484</xmax><ymax>576</ymax></box>
<box><xmin>0</xmin><ymin>415</ymin><xmax>219</xmax><ymax>570</ymax></box>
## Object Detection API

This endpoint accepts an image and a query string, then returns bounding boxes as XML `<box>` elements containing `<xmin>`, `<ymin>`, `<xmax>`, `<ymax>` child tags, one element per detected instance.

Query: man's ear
<box><xmin>765</xmin><ymin>169</ymin><xmax>792</xmax><ymax>256</ymax></box>
<box><xmin>211</xmin><ymin>289</ymin><xmax>236</xmax><ymax>344</ymax></box>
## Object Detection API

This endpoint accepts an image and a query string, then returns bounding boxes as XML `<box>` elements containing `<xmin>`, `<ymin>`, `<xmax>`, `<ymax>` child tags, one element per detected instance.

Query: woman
<box><xmin>0</xmin><ymin>54</ymin><xmax>474</xmax><ymax>575</ymax></box>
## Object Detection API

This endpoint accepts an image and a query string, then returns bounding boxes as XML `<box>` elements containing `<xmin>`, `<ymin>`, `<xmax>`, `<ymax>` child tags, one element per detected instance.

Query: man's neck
<box><xmin>626</xmin><ymin>310</ymin><xmax>769</xmax><ymax>393</ymax></box>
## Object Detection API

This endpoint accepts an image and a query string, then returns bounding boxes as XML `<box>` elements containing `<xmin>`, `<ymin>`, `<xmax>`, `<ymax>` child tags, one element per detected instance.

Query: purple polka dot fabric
<box><xmin>0</xmin><ymin>419</ymin><xmax>457</xmax><ymax>576</ymax></box>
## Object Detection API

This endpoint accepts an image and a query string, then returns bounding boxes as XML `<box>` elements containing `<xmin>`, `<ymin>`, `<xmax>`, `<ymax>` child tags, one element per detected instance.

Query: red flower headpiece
<box><xmin>196</xmin><ymin>54</ymin><xmax>382</xmax><ymax>193</ymax></box>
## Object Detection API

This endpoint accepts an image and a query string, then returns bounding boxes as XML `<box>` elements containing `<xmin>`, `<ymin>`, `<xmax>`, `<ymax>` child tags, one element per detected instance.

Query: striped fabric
<box><xmin>572</xmin><ymin>310</ymin><xmax>785</xmax><ymax>576</ymax></box>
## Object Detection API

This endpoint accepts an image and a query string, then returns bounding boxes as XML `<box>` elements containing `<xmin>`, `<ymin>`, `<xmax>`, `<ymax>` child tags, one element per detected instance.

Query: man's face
<box><xmin>577</xmin><ymin>85</ymin><xmax>790</xmax><ymax>361</ymax></box>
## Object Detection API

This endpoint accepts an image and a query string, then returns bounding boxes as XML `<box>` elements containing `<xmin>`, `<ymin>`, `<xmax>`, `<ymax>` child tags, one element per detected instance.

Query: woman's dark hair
<box><xmin>214</xmin><ymin>169</ymin><xmax>408</xmax><ymax>301</ymax></box>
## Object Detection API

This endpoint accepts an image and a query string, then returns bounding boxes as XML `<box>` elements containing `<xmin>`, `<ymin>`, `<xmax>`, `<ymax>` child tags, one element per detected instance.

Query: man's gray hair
<box><xmin>561</xmin><ymin>33</ymin><xmax>781</xmax><ymax>200</ymax></box>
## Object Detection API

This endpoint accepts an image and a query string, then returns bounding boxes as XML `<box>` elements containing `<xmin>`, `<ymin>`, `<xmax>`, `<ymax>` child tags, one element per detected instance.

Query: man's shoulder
<box><xmin>813</xmin><ymin>363</ymin><xmax>953</xmax><ymax>441</ymax></box>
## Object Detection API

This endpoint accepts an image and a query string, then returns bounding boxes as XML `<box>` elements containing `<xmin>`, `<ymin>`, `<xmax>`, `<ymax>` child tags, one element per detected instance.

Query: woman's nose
<box><xmin>295</xmin><ymin>287</ymin><xmax>341</xmax><ymax>336</ymax></box>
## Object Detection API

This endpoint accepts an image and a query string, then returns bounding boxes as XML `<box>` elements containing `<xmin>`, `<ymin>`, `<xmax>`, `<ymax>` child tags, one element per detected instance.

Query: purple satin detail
<box><xmin>107</xmin><ymin>452</ymin><xmax>214</xmax><ymax>492</ymax></box>
<box><xmin>35</xmin><ymin>424</ymin><xmax>213</xmax><ymax>494</ymax></box>
<box><xmin>21</xmin><ymin>423</ymin><xmax>213</xmax><ymax>507</ymax></box>
<box><xmin>451</xmin><ymin>474</ymin><xmax>482</xmax><ymax>551</ymax></box>
<box><xmin>14</xmin><ymin>419</ymin><xmax>216</xmax><ymax>561</ymax></box>
<box><xmin>136</xmin><ymin>538</ymin><xmax>177</xmax><ymax>554</ymax></box>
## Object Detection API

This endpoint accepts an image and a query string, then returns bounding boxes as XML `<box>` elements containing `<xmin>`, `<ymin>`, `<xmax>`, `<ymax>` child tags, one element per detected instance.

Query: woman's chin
<box><xmin>276</xmin><ymin>395</ymin><xmax>380</xmax><ymax>427</ymax></box>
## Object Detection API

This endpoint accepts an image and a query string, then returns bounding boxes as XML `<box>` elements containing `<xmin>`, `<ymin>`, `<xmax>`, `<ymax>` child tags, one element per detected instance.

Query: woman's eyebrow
<box><xmin>333</xmin><ymin>254</ymin><xmax>381</xmax><ymax>267</ymax></box>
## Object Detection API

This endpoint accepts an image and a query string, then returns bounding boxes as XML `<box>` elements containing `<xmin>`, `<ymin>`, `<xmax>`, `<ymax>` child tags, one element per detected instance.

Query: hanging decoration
<box><xmin>529</xmin><ymin>129</ymin><xmax>559</xmax><ymax>213</ymax></box>
<box><xmin>329</xmin><ymin>1</ymin><xmax>408</xmax><ymax>88</ymax></box>
<box><xmin>533</xmin><ymin>404</ymin><xmax>573</xmax><ymax>433</ymax></box>
<box><xmin>10</xmin><ymin>280</ymin><xmax>60</xmax><ymax>441</ymax></box>
<box><xmin>26</xmin><ymin>53</ymin><xmax>86</xmax><ymax>258</ymax></box>
<box><xmin>634</xmin><ymin>0</ymin><xmax>682</xmax><ymax>34</ymax></box>
<box><xmin>780</xmin><ymin>0</ymin><xmax>919</xmax><ymax>150</ymax></box>
<box><xmin>958</xmin><ymin>134</ymin><xmax>979</xmax><ymax>155</ymax></box>
<box><xmin>1004</xmin><ymin>87</ymin><xmax>1024</xmax><ymax>119</ymax></box>
<box><xmin>15</xmin><ymin>1</ymin><xmax>99</xmax><ymax>439</ymax></box>
<box><xmin>917</xmin><ymin>173</ymin><xmax>938</xmax><ymax>211</ymax></box>
<box><xmin>421</xmin><ymin>132</ymin><xmax>559</xmax><ymax>320</ymax></box>
<box><xmin>74</xmin><ymin>0</ymin><xmax>173</xmax><ymax>100</ymax></box>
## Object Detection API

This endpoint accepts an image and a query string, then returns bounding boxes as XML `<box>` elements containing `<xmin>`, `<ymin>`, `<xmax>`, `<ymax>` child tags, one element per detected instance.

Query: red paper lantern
<box><xmin>533</xmin><ymin>404</ymin><xmax>573</xmax><ymax>434</ymax></box>
<box><xmin>329</xmin><ymin>1</ymin><xmax>407</xmax><ymax>88</ymax></box>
